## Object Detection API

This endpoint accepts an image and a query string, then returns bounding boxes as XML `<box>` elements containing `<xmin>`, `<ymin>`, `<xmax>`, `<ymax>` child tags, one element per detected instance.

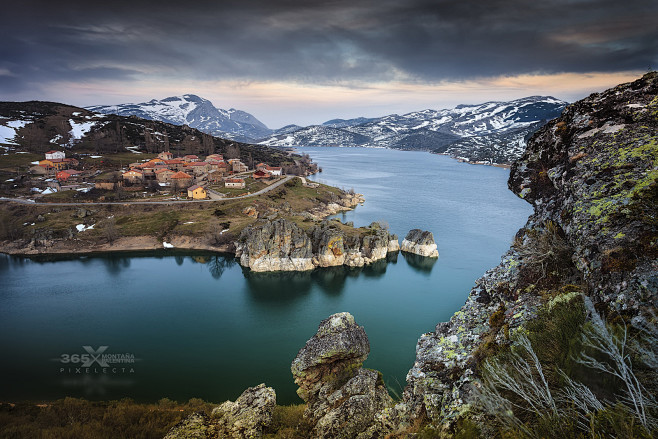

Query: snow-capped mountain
<box><xmin>259</xmin><ymin>96</ymin><xmax>567</xmax><ymax>164</ymax></box>
<box><xmin>87</xmin><ymin>94</ymin><xmax>272</xmax><ymax>142</ymax></box>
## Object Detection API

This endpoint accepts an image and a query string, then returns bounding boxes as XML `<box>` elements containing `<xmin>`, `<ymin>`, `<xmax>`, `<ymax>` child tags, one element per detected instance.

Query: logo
<box><xmin>56</xmin><ymin>345</ymin><xmax>138</xmax><ymax>374</ymax></box>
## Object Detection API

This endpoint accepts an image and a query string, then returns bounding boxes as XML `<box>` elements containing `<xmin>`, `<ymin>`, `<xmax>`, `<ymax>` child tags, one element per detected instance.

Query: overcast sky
<box><xmin>1</xmin><ymin>0</ymin><xmax>656</xmax><ymax>127</ymax></box>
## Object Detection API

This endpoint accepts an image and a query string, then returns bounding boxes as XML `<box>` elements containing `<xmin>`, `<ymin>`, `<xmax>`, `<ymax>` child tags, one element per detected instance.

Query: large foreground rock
<box><xmin>400</xmin><ymin>229</ymin><xmax>439</xmax><ymax>258</ymax></box>
<box><xmin>164</xmin><ymin>384</ymin><xmax>276</xmax><ymax>439</ymax></box>
<box><xmin>291</xmin><ymin>312</ymin><xmax>392</xmax><ymax>438</ymax></box>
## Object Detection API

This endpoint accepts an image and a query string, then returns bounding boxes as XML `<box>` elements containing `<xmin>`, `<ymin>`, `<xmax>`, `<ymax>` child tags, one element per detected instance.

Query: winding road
<box><xmin>0</xmin><ymin>176</ymin><xmax>293</xmax><ymax>206</ymax></box>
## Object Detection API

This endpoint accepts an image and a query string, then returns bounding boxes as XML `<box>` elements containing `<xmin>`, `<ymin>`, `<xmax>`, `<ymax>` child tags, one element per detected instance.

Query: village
<box><xmin>25</xmin><ymin>149</ymin><xmax>290</xmax><ymax>202</ymax></box>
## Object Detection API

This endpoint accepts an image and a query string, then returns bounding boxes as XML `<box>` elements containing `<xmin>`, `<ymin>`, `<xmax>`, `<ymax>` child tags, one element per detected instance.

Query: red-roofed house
<box><xmin>224</xmin><ymin>178</ymin><xmax>245</xmax><ymax>189</ymax></box>
<box><xmin>56</xmin><ymin>169</ymin><xmax>80</xmax><ymax>181</ymax></box>
<box><xmin>206</xmin><ymin>154</ymin><xmax>223</xmax><ymax>162</ymax></box>
<box><xmin>122</xmin><ymin>169</ymin><xmax>144</xmax><ymax>183</ymax></box>
<box><xmin>266</xmin><ymin>166</ymin><xmax>282</xmax><ymax>176</ymax></box>
<box><xmin>155</xmin><ymin>168</ymin><xmax>175</xmax><ymax>183</ymax></box>
<box><xmin>158</xmin><ymin>151</ymin><xmax>174</xmax><ymax>160</ymax></box>
<box><xmin>255</xmin><ymin>163</ymin><xmax>268</xmax><ymax>171</ymax></box>
<box><xmin>183</xmin><ymin>155</ymin><xmax>199</xmax><ymax>163</ymax></box>
<box><xmin>253</xmin><ymin>170</ymin><xmax>271</xmax><ymax>180</ymax></box>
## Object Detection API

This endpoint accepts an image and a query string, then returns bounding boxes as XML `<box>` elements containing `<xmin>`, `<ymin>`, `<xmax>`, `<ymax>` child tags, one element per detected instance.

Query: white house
<box><xmin>266</xmin><ymin>166</ymin><xmax>282</xmax><ymax>176</ymax></box>
<box><xmin>45</xmin><ymin>150</ymin><xmax>66</xmax><ymax>160</ymax></box>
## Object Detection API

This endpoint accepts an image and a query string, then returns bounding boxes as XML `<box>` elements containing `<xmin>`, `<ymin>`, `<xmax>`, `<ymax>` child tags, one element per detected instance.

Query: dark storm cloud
<box><xmin>1</xmin><ymin>0</ymin><xmax>656</xmax><ymax>94</ymax></box>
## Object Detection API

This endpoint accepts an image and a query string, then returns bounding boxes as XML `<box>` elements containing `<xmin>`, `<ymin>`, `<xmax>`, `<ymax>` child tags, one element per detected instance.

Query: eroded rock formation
<box><xmin>236</xmin><ymin>219</ymin><xmax>400</xmax><ymax>271</ymax></box>
<box><xmin>400</xmin><ymin>229</ymin><xmax>439</xmax><ymax>258</ymax></box>
<box><xmin>164</xmin><ymin>384</ymin><xmax>276</xmax><ymax>439</ymax></box>
<box><xmin>291</xmin><ymin>312</ymin><xmax>392</xmax><ymax>438</ymax></box>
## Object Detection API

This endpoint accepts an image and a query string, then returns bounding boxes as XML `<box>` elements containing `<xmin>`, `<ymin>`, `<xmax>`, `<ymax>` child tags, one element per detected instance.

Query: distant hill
<box><xmin>0</xmin><ymin>101</ymin><xmax>292</xmax><ymax>167</ymax></box>
<box><xmin>87</xmin><ymin>94</ymin><xmax>273</xmax><ymax>142</ymax></box>
<box><xmin>258</xmin><ymin>96</ymin><xmax>567</xmax><ymax>164</ymax></box>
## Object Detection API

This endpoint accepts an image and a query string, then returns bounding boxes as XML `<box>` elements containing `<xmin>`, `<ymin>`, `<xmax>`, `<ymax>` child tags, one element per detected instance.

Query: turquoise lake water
<box><xmin>0</xmin><ymin>148</ymin><xmax>532</xmax><ymax>404</ymax></box>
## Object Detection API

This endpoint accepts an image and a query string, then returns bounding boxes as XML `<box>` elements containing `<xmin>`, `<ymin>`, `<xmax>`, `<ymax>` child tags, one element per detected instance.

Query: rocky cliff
<box><xmin>235</xmin><ymin>219</ymin><xmax>400</xmax><ymax>272</ymax></box>
<box><xmin>389</xmin><ymin>72</ymin><xmax>658</xmax><ymax>435</ymax></box>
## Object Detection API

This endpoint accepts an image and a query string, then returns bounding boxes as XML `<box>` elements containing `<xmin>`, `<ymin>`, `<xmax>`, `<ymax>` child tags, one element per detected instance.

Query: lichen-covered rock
<box><xmin>211</xmin><ymin>383</ymin><xmax>276</xmax><ymax>439</ymax></box>
<box><xmin>163</xmin><ymin>411</ymin><xmax>212</xmax><ymax>439</ymax></box>
<box><xmin>235</xmin><ymin>219</ymin><xmax>314</xmax><ymax>272</ymax></box>
<box><xmin>291</xmin><ymin>312</ymin><xmax>392</xmax><ymax>438</ymax></box>
<box><xmin>388</xmin><ymin>234</ymin><xmax>400</xmax><ymax>252</ymax></box>
<box><xmin>400</xmin><ymin>229</ymin><xmax>439</xmax><ymax>258</ymax></box>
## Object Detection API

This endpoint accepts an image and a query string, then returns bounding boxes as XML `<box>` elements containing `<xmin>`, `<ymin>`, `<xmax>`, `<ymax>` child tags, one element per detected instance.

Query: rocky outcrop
<box><xmin>164</xmin><ymin>384</ymin><xmax>276</xmax><ymax>439</ymax></box>
<box><xmin>291</xmin><ymin>312</ymin><xmax>392</xmax><ymax>439</ymax></box>
<box><xmin>211</xmin><ymin>384</ymin><xmax>276</xmax><ymax>439</ymax></box>
<box><xmin>400</xmin><ymin>229</ymin><xmax>439</xmax><ymax>258</ymax></box>
<box><xmin>374</xmin><ymin>72</ymin><xmax>658</xmax><ymax>433</ymax></box>
<box><xmin>235</xmin><ymin>219</ymin><xmax>314</xmax><ymax>272</ymax></box>
<box><xmin>236</xmin><ymin>219</ymin><xmax>400</xmax><ymax>271</ymax></box>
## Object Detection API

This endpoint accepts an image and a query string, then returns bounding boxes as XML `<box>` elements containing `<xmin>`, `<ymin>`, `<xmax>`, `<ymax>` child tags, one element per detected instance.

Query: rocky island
<box><xmin>166</xmin><ymin>73</ymin><xmax>658</xmax><ymax>438</ymax></box>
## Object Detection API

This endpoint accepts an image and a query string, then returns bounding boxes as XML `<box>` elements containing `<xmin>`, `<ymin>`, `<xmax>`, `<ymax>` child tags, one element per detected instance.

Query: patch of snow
<box><xmin>31</xmin><ymin>187</ymin><xmax>42</xmax><ymax>192</ymax></box>
<box><xmin>183</xmin><ymin>221</ymin><xmax>195</xmax><ymax>224</ymax></box>
<box><xmin>219</xmin><ymin>228</ymin><xmax>229</xmax><ymax>235</ymax></box>
<box><xmin>31</xmin><ymin>161</ymin><xmax>40</xmax><ymax>165</ymax></box>
<box><xmin>5</xmin><ymin>178</ymin><xmax>15</xmax><ymax>182</ymax></box>
<box><xmin>72</xmin><ymin>112</ymin><xmax>82</xmax><ymax>116</ymax></box>
<box><xmin>76</xmin><ymin>187</ymin><xmax>92</xmax><ymax>193</ymax></box>
<box><xmin>16</xmin><ymin>151</ymin><xmax>28</xmax><ymax>154</ymax></box>
<box><xmin>50</xmin><ymin>134</ymin><xmax>63</xmax><ymax>144</ymax></box>
<box><xmin>76</xmin><ymin>223</ymin><xmax>95</xmax><ymax>232</ymax></box>
<box><xmin>68</xmin><ymin>119</ymin><xmax>97</xmax><ymax>146</ymax></box>
<box><xmin>90</xmin><ymin>155</ymin><xmax>103</xmax><ymax>158</ymax></box>
<box><xmin>163</xmin><ymin>241</ymin><xmax>175</xmax><ymax>249</ymax></box>
<box><xmin>42</xmin><ymin>188</ymin><xmax>56</xmax><ymax>195</ymax></box>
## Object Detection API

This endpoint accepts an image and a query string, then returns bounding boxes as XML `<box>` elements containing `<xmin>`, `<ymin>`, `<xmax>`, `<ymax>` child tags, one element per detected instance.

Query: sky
<box><xmin>1</xmin><ymin>0</ymin><xmax>656</xmax><ymax>128</ymax></box>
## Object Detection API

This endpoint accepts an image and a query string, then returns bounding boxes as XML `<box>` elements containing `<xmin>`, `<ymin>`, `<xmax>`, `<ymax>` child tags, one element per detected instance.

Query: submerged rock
<box><xmin>291</xmin><ymin>312</ymin><xmax>391</xmax><ymax>438</ymax></box>
<box><xmin>400</xmin><ymin>229</ymin><xmax>439</xmax><ymax>258</ymax></box>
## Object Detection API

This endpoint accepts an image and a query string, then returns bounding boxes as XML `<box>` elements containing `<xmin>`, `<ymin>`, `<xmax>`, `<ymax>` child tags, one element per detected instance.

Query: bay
<box><xmin>0</xmin><ymin>148</ymin><xmax>532</xmax><ymax>404</ymax></box>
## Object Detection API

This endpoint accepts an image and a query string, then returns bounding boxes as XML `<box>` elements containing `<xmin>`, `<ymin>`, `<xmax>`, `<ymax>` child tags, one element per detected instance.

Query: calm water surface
<box><xmin>0</xmin><ymin>148</ymin><xmax>531</xmax><ymax>404</ymax></box>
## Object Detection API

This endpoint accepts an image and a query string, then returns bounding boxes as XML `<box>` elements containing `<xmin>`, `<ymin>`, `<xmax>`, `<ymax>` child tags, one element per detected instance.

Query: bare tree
<box><xmin>104</xmin><ymin>217</ymin><xmax>119</xmax><ymax>244</ymax></box>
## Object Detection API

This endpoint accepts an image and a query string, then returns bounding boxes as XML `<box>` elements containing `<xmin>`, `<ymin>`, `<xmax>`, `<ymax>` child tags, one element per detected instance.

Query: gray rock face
<box><xmin>236</xmin><ymin>219</ymin><xmax>399</xmax><ymax>271</ymax></box>
<box><xmin>163</xmin><ymin>411</ymin><xmax>211</xmax><ymax>439</ymax></box>
<box><xmin>235</xmin><ymin>219</ymin><xmax>314</xmax><ymax>272</ymax></box>
<box><xmin>291</xmin><ymin>312</ymin><xmax>392</xmax><ymax>438</ymax></box>
<box><xmin>211</xmin><ymin>383</ymin><xmax>276</xmax><ymax>439</ymax></box>
<box><xmin>386</xmin><ymin>72</ymin><xmax>658</xmax><ymax>433</ymax></box>
<box><xmin>164</xmin><ymin>384</ymin><xmax>276</xmax><ymax>439</ymax></box>
<box><xmin>400</xmin><ymin>229</ymin><xmax>439</xmax><ymax>258</ymax></box>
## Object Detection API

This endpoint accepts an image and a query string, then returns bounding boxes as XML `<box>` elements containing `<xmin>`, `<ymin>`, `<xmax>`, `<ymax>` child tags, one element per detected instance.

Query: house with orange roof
<box><xmin>206</xmin><ymin>154</ymin><xmax>223</xmax><ymax>162</ymax></box>
<box><xmin>158</xmin><ymin>151</ymin><xmax>174</xmax><ymax>160</ymax></box>
<box><xmin>253</xmin><ymin>170</ymin><xmax>271</xmax><ymax>180</ymax></box>
<box><xmin>184</xmin><ymin>161</ymin><xmax>211</xmax><ymax>176</ymax></box>
<box><xmin>164</xmin><ymin>159</ymin><xmax>185</xmax><ymax>171</ymax></box>
<box><xmin>56</xmin><ymin>169</ymin><xmax>80</xmax><ymax>181</ymax></box>
<box><xmin>255</xmin><ymin>163</ymin><xmax>268</xmax><ymax>171</ymax></box>
<box><xmin>187</xmin><ymin>185</ymin><xmax>207</xmax><ymax>199</ymax></box>
<box><xmin>170</xmin><ymin>171</ymin><xmax>193</xmax><ymax>187</ymax></box>
<box><xmin>122</xmin><ymin>169</ymin><xmax>144</xmax><ymax>183</ymax></box>
<box><xmin>182</xmin><ymin>154</ymin><xmax>199</xmax><ymax>163</ymax></box>
<box><xmin>155</xmin><ymin>168</ymin><xmax>175</xmax><ymax>183</ymax></box>
<box><xmin>224</xmin><ymin>178</ymin><xmax>245</xmax><ymax>189</ymax></box>
<box><xmin>266</xmin><ymin>166</ymin><xmax>282</xmax><ymax>176</ymax></box>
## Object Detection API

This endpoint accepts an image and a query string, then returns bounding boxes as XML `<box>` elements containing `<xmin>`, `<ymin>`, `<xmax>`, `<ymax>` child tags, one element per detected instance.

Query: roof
<box><xmin>188</xmin><ymin>185</ymin><xmax>204</xmax><ymax>191</ymax></box>
<box><xmin>183</xmin><ymin>155</ymin><xmax>198</xmax><ymax>159</ymax></box>
<box><xmin>253</xmin><ymin>170</ymin><xmax>269</xmax><ymax>177</ymax></box>
<box><xmin>170</xmin><ymin>171</ymin><xmax>192</xmax><ymax>179</ymax></box>
<box><xmin>226</xmin><ymin>178</ymin><xmax>244</xmax><ymax>183</ymax></box>
<box><xmin>266</xmin><ymin>166</ymin><xmax>282</xmax><ymax>171</ymax></box>
<box><xmin>164</xmin><ymin>159</ymin><xmax>184</xmax><ymax>164</ymax></box>
<box><xmin>46</xmin><ymin>150</ymin><xmax>63</xmax><ymax>154</ymax></box>
<box><xmin>185</xmin><ymin>162</ymin><xmax>208</xmax><ymax>166</ymax></box>
<box><xmin>61</xmin><ymin>169</ymin><xmax>80</xmax><ymax>175</ymax></box>
<box><xmin>155</xmin><ymin>168</ymin><xmax>174</xmax><ymax>174</ymax></box>
<box><xmin>256</xmin><ymin>162</ymin><xmax>268</xmax><ymax>166</ymax></box>
<box><xmin>123</xmin><ymin>169</ymin><xmax>143</xmax><ymax>175</ymax></box>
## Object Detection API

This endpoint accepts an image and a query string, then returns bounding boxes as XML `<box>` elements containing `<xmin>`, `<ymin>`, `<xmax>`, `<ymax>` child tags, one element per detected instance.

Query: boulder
<box><xmin>400</xmin><ymin>229</ymin><xmax>439</xmax><ymax>258</ymax></box>
<box><xmin>212</xmin><ymin>384</ymin><xmax>276</xmax><ymax>439</ymax></box>
<box><xmin>291</xmin><ymin>312</ymin><xmax>391</xmax><ymax>438</ymax></box>
<box><xmin>163</xmin><ymin>411</ymin><xmax>212</xmax><ymax>439</ymax></box>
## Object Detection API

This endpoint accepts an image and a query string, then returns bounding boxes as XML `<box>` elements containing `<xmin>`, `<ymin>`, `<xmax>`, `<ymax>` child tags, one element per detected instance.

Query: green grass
<box><xmin>0</xmin><ymin>152</ymin><xmax>42</xmax><ymax>170</ymax></box>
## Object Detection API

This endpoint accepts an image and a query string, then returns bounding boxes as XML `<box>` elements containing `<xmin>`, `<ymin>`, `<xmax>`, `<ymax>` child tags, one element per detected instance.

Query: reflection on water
<box><xmin>401</xmin><ymin>252</ymin><xmax>438</xmax><ymax>274</ymax></box>
<box><xmin>102</xmin><ymin>256</ymin><xmax>131</xmax><ymax>275</ymax></box>
<box><xmin>244</xmin><ymin>270</ymin><xmax>314</xmax><ymax>302</ymax></box>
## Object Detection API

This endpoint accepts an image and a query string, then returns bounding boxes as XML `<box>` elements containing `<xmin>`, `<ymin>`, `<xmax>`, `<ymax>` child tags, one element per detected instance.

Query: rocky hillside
<box><xmin>87</xmin><ymin>94</ymin><xmax>272</xmax><ymax>142</ymax></box>
<box><xmin>166</xmin><ymin>73</ymin><xmax>657</xmax><ymax>438</ymax></box>
<box><xmin>0</xmin><ymin>101</ymin><xmax>292</xmax><ymax>167</ymax></box>
<box><xmin>259</xmin><ymin>96</ymin><xmax>566</xmax><ymax>164</ymax></box>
